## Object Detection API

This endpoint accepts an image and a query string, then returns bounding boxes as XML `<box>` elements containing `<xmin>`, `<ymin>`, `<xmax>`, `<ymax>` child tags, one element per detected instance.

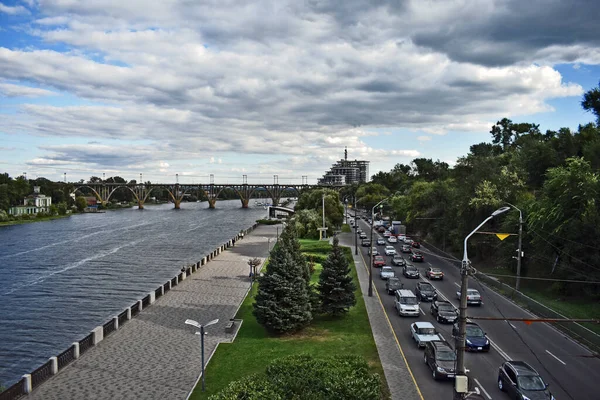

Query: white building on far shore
<box><xmin>8</xmin><ymin>186</ymin><xmax>53</xmax><ymax>216</ymax></box>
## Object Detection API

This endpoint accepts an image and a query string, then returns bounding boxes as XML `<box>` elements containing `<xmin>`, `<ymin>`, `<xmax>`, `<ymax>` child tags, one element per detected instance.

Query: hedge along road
<box><xmin>355</xmin><ymin>218</ymin><xmax>600</xmax><ymax>400</ymax></box>
<box><xmin>0</xmin><ymin>200</ymin><xmax>267</xmax><ymax>387</ymax></box>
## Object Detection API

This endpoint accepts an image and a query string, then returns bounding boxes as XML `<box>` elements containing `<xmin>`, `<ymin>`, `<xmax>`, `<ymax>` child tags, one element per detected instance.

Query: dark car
<box><xmin>498</xmin><ymin>361</ymin><xmax>553</xmax><ymax>399</ymax></box>
<box><xmin>392</xmin><ymin>255</ymin><xmax>406</xmax><ymax>267</ymax></box>
<box><xmin>412</xmin><ymin>241</ymin><xmax>421</xmax><ymax>248</ymax></box>
<box><xmin>410</xmin><ymin>251</ymin><xmax>424</xmax><ymax>262</ymax></box>
<box><xmin>415</xmin><ymin>281</ymin><xmax>437</xmax><ymax>302</ymax></box>
<box><xmin>452</xmin><ymin>322</ymin><xmax>490</xmax><ymax>352</ymax></box>
<box><xmin>403</xmin><ymin>264</ymin><xmax>420</xmax><ymax>279</ymax></box>
<box><xmin>424</xmin><ymin>340</ymin><xmax>457</xmax><ymax>380</ymax></box>
<box><xmin>359</xmin><ymin>232</ymin><xmax>367</xmax><ymax>239</ymax></box>
<box><xmin>430</xmin><ymin>300</ymin><xmax>458</xmax><ymax>324</ymax></box>
<box><xmin>361</xmin><ymin>239</ymin><xmax>371</xmax><ymax>247</ymax></box>
<box><xmin>386</xmin><ymin>277</ymin><xmax>404</xmax><ymax>294</ymax></box>
<box><xmin>377</xmin><ymin>226</ymin><xmax>386</xmax><ymax>233</ymax></box>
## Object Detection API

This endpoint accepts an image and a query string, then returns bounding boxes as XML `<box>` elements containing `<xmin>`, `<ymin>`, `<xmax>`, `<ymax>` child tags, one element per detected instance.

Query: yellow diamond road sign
<box><xmin>496</xmin><ymin>234</ymin><xmax>510</xmax><ymax>241</ymax></box>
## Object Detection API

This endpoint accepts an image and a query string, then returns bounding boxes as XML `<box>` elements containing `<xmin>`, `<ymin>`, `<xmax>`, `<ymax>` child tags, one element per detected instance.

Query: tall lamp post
<box><xmin>506</xmin><ymin>203</ymin><xmax>524</xmax><ymax>291</ymax></box>
<box><xmin>368</xmin><ymin>199</ymin><xmax>386</xmax><ymax>297</ymax></box>
<box><xmin>185</xmin><ymin>318</ymin><xmax>219</xmax><ymax>392</ymax></box>
<box><xmin>354</xmin><ymin>196</ymin><xmax>359</xmax><ymax>255</ymax></box>
<box><xmin>455</xmin><ymin>206</ymin><xmax>510</xmax><ymax>399</ymax></box>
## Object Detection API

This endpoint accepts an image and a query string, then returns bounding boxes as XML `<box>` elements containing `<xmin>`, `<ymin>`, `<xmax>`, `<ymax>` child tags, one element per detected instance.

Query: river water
<box><xmin>0</xmin><ymin>201</ymin><xmax>267</xmax><ymax>387</ymax></box>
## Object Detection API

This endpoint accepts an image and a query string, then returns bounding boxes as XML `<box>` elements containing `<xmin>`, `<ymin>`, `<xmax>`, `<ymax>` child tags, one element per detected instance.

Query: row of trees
<box><xmin>253</xmin><ymin>224</ymin><xmax>356</xmax><ymax>334</ymax></box>
<box><xmin>343</xmin><ymin>82</ymin><xmax>600</xmax><ymax>298</ymax></box>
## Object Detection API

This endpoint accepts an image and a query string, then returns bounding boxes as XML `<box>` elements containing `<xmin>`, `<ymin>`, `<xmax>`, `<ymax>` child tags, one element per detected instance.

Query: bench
<box><xmin>225</xmin><ymin>320</ymin><xmax>236</xmax><ymax>333</ymax></box>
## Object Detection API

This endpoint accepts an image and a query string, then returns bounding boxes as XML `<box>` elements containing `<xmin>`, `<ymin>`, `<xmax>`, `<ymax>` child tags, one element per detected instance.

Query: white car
<box><xmin>456</xmin><ymin>288</ymin><xmax>483</xmax><ymax>305</ymax></box>
<box><xmin>387</xmin><ymin>236</ymin><xmax>397</xmax><ymax>243</ymax></box>
<box><xmin>384</xmin><ymin>246</ymin><xmax>397</xmax><ymax>256</ymax></box>
<box><xmin>379</xmin><ymin>266</ymin><xmax>395</xmax><ymax>280</ymax></box>
<box><xmin>410</xmin><ymin>322</ymin><xmax>444</xmax><ymax>348</ymax></box>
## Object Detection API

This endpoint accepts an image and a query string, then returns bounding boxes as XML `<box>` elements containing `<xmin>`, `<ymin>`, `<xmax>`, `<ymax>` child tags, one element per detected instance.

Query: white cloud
<box><xmin>416</xmin><ymin>136</ymin><xmax>431</xmax><ymax>142</ymax></box>
<box><xmin>0</xmin><ymin>82</ymin><xmax>55</xmax><ymax>97</ymax></box>
<box><xmin>0</xmin><ymin>3</ymin><xmax>29</xmax><ymax>15</ymax></box>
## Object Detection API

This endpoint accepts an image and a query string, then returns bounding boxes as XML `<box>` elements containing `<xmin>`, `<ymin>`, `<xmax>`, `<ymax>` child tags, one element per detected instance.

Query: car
<box><xmin>359</xmin><ymin>232</ymin><xmax>367</xmax><ymax>239</ymax></box>
<box><xmin>394</xmin><ymin>289</ymin><xmax>420</xmax><ymax>317</ymax></box>
<box><xmin>404</xmin><ymin>237</ymin><xmax>414</xmax><ymax>245</ymax></box>
<box><xmin>386</xmin><ymin>277</ymin><xmax>403</xmax><ymax>294</ymax></box>
<box><xmin>411</xmin><ymin>241</ymin><xmax>421</xmax><ymax>248</ymax></box>
<box><xmin>387</xmin><ymin>236</ymin><xmax>397</xmax><ymax>243</ymax></box>
<box><xmin>452</xmin><ymin>322</ymin><xmax>490</xmax><ymax>352</ymax></box>
<box><xmin>401</xmin><ymin>244</ymin><xmax>412</xmax><ymax>253</ymax></box>
<box><xmin>456</xmin><ymin>288</ymin><xmax>483</xmax><ymax>306</ymax></box>
<box><xmin>376</xmin><ymin>238</ymin><xmax>386</xmax><ymax>245</ymax></box>
<box><xmin>415</xmin><ymin>281</ymin><xmax>437</xmax><ymax>302</ymax></box>
<box><xmin>368</xmin><ymin>246</ymin><xmax>378</xmax><ymax>255</ymax></box>
<box><xmin>410</xmin><ymin>251</ymin><xmax>424</xmax><ymax>262</ymax></box>
<box><xmin>362</xmin><ymin>239</ymin><xmax>371</xmax><ymax>247</ymax></box>
<box><xmin>410</xmin><ymin>322</ymin><xmax>444</xmax><ymax>348</ymax></box>
<box><xmin>425</xmin><ymin>267</ymin><xmax>444</xmax><ymax>280</ymax></box>
<box><xmin>377</xmin><ymin>226</ymin><xmax>386</xmax><ymax>233</ymax></box>
<box><xmin>384</xmin><ymin>246</ymin><xmax>397</xmax><ymax>256</ymax></box>
<box><xmin>380</xmin><ymin>266</ymin><xmax>395</xmax><ymax>280</ymax></box>
<box><xmin>391</xmin><ymin>255</ymin><xmax>406</xmax><ymax>266</ymax></box>
<box><xmin>373</xmin><ymin>255</ymin><xmax>385</xmax><ymax>268</ymax></box>
<box><xmin>397</xmin><ymin>234</ymin><xmax>406</xmax><ymax>242</ymax></box>
<box><xmin>498</xmin><ymin>361</ymin><xmax>553</xmax><ymax>399</ymax></box>
<box><xmin>430</xmin><ymin>300</ymin><xmax>458</xmax><ymax>323</ymax></box>
<box><xmin>383</xmin><ymin>231</ymin><xmax>391</xmax><ymax>238</ymax></box>
<box><xmin>403</xmin><ymin>264</ymin><xmax>419</xmax><ymax>279</ymax></box>
<box><xmin>424</xmin><ymin>340</ymin><xmax>457</xmax><ymax>380</ymax></box>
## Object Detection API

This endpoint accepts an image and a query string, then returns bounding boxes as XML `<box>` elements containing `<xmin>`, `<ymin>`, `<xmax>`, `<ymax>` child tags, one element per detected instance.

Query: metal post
<box><xmin>354</xmin><ymin>197</ymin><xmax>358</xmax><ymax>255</ymax></box>
<box><xmin>345</xmin><ymin>199</ymin><xmax>348</xmax><ymax>225</ymax></box>
<box><xmin>322</xmin><ymin>193</ymin><xmax>326</xmax><ymax>239</ymax></box>
<box><xmin>368</xmin><ymin>207</ymin><xmax>374</xmax><ymax>297</ymax></box>
<box><xmin>201</xmin><ymin>325</ymin><xmax>206</xmax><ymax>392</ymax></box>
<box><xmin>516</xmin><ymin>209</ymin><xmax>523</xmax><ymax>291</ymax></box>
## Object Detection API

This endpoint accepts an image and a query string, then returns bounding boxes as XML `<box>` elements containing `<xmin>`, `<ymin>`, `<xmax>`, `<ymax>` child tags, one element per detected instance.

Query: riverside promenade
<box><xmin>23</xmin><ymin>224</ymin><xmax>279</xmax><ymax>400</ymax></box>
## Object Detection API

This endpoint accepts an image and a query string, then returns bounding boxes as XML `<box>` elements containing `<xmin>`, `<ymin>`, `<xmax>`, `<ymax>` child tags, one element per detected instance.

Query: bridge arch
<box><xmin>71</xmin><ymin>185</ymin><xmax>103</xmax><ymax>203</ymax></box>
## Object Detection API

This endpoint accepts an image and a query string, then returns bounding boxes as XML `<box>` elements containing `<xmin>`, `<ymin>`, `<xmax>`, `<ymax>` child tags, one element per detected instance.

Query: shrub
<box><xmin>318</xmin><ymin>237</ymin><xmax>356</xmax><ymax>316</ymax></box>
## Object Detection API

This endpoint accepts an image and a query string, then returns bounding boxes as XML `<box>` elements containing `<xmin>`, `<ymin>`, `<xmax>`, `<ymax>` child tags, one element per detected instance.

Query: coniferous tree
<box><xmin>253</xmin><ymin>223</ymin><xmax>313</xmax><ymax>334</ymax></box>
<box><xmin>318</xmin><ymin>236</ymin><xmax>356</xmax><ymax>315</ymax></box>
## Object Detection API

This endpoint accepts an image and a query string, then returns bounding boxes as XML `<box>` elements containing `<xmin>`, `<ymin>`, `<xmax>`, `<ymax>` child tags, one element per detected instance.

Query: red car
<box><xmin>373</xmin><ymin>255</ymin><xmax>385</xmax><ymax>268</ymax></box>
<box><xmin>412</xmin><ymin>241</ymin><xmax>421</xmax><ymax>248</ymax></box>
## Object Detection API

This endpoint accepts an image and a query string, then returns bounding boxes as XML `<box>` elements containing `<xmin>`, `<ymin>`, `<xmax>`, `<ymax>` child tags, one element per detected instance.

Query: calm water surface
<box><xmin>0</xmin><ymin>201</ymin><xmax>266</xmax><ymax>386</ymax></box>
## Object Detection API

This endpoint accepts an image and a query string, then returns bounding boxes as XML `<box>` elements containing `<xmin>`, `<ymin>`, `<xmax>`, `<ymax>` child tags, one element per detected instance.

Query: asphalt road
<box><xmin>353</xmin><ymin>217</ymin><xmax>600</xmax><ymax>400</ymax></box>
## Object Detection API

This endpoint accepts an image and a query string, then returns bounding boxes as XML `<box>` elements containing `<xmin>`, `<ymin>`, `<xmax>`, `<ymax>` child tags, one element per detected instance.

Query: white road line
<box><xmin>454</xmin><ymin>282</ymin><xmax>460</xmax><ymax>287</ymax></box>
<box><xmin>509</xmin><ymin>322</ymin><xmax>518</xmax><ymax>330</ymax></box>
<box><xmin>419</xmin><ymin>307</ymin><xmax>425</xmax><ymax>315</ymax></box>
<box><xmin>489</xmin><ymin>339</ymin><xmax>510</xmax><ymax>361</ymax></box>
<box><xmin>474</xmin><ymin>378</ymin><xmax>492</xmax><ymax>400</ymax></box>
<box><xmin>546</xmin><ymin>350</ymin><xmax>566</xmax><ymax>365</ymax></box>
<box><xmin>427</xmin><ymin>262</ymin><xmax>432</xmax><ymax>266</ymax></box>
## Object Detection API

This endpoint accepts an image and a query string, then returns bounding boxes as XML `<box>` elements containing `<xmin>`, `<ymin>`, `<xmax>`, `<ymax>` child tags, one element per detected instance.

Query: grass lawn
<box><xmin>190</xmin><ymin>240</ymin><xmax>389</xmax><ymax>399</ymax></box>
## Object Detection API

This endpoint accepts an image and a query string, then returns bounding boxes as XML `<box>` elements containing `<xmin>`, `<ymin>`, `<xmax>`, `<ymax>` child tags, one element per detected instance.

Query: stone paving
<box><xmin>22</xmin><ymin>224</ymin><xmax>421</xmax><ymax>400</ymax></box>
<box><xmin>337</xmin><ymin>233</ymin><xmax>423</xmax><ymax>400</ymax></box>
<box><xmin>24</xmin><ymin>224</ymin><xmax>279</xmax><ymax>400</ymax></box>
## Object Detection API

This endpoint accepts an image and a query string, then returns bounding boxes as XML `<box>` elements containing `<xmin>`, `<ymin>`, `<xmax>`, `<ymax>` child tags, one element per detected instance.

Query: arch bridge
<box><xmin>72</xmin><ymin>183</ymin><xmax>338</xmax><ymax>210</ymax></box>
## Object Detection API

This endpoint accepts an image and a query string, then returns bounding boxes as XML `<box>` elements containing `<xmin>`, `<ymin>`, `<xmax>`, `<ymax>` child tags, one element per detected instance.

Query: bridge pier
<box><xmin>241</xmin><ymin>198</ymin><xmax>249</xmax><ymax>208</ymax></box>
<box><xmin>208</xmin><ymin>198</ymin><xmax>217</xmax><ymax>209</ymax></box>
<box><xmin>137</xmin><ymin>201</ymin><xmax>144</xmax><ymax>210</ymax></box>
<box><xmin>173</xmin><ymin>200</ymin><xmax>181</xmax><ymax>209</ymax></box>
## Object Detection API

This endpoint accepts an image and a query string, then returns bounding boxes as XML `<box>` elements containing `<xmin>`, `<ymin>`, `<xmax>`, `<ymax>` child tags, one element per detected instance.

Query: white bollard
<box><xmin>149</xmin><ymin>291</ymin><xmax>156</xmax><ymax>303</ymax></box>
<box><xmin>50</xmin><ymin>357</ymin><xmax>58</xmax><ymax>374</ymax></box>
<box><xmin>92</xmin><ymin>326</ymin><xmax>103</xmax><ymax>345</ymax></box>
<box><xmin>72</xmin><ymin>342</ymin><xmax>80</xmax><ymax>359</ymax></box>
<box><xmin>22</xmin><ymin>374</ymin><xmax>32</xmax><ymax>393</ymax></box>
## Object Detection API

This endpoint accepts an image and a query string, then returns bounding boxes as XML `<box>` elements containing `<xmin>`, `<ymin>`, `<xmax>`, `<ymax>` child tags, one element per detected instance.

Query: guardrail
<box><xmin>421</xmin><ymin>239</ymin><xmax>600</xmax><ymax>353</ymax></box>
<box><xmin>0</xmin><ymin>223</ymin><xmax>261</xmax><ymax>399</ymax></box>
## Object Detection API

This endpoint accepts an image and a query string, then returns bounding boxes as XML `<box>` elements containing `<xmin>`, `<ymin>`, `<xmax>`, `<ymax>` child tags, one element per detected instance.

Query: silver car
<box><xmin>380</xmin><ymin>266</ymin><xmax>395</xmax><ymax>280</ymax></box>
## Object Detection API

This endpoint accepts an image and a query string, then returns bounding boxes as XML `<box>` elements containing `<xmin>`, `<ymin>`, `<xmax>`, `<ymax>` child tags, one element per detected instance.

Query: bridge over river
<box><xmin>72</xmin><ymin>182</ymin><xmax>339</xmax><ymax>209</ymax></box>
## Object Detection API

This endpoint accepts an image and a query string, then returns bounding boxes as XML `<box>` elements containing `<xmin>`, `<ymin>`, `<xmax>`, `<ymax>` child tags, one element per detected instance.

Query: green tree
<box><xmin>253</xmin><ymin>224</ymin><xmax>312</xmax><ymax>334</ymax></box>
<box><xmin>581</xmin><ymin>80</ymin><xmax>600</xmax><ymax>124</ymax></box>
<box><xmin>317</xmin><ymin>236</ymin><xmax>356</xmax><ymax>315</ymax></box>
<box><xmin>293</xmin><ymin>209</ymin><xmax>322</xmax><ymax>239</ymax></box>
<box><xmin>295</xmin><ymin>189</ymin><xmax>344</xmax><ymax>236</ymax></box>
<box><xmin>75</xmin><ymin>196</ymin><xmax>87</xmax><ymax>212</ymax></box>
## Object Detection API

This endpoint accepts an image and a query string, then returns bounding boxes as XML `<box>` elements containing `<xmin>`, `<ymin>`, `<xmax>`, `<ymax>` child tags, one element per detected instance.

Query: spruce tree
<box><xmin>318</xmin><ymin>236</ymin><xmax>356</xmax><ymax>315</ymax></box>
<box><xmin>253</xmin><ymin>224</ymin><xmax>313</xmax><ymax>334</ymax></box>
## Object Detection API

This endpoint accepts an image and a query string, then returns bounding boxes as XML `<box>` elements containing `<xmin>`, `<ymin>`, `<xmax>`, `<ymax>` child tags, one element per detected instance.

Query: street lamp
<box><xmin>368</xmin><ymin>199</ymin><xmax>386</xmax><ymax>297</ymax></box>
<box><xmin>354</xmin><ymin>196</ymin><xmax>359</xmax><ymax>255</ymax></box>
<box><xmin>185</xmin><ymin>318</ymin><xmax>219</xmax><ymax>392</ymax></box>
<box><xmin>455</xmin><ymin>206</ymin><xmax>510</xmax><ymax>399</ymax></box>
<box><xmin>506</xmin><ymin>203</ymin><xmax>524</xmax><ymax>291</ymax></box>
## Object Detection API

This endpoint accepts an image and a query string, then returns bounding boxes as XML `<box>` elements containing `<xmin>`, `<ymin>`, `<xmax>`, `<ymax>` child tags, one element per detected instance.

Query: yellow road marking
<box><xmin>358</xmin><ymin>249</ymin><xmax>425</xmax><ymax>400</ymax></box>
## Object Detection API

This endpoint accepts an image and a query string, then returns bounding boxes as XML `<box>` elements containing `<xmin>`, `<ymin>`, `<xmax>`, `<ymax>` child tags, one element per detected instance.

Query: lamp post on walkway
<box><xmin>455</xmin><ymin>206</ymin><xmax>510</xmax><ymax>399</ymax></box>
<box><xmin>185</xmin><ymin>318</ymin><xmax>219</xmax><ymax>392</ymax></box>
<box><xmin>354</xmin><ymin>196</ymin><xmax>359</xmax><ymax>255</ymax></box>
<box><xmin>368</xmin><ymin>199</ymin><xmax>386</xmax><ymax>297</ymax></box>
<box><xmin>506</xmin><ymin>203</ymin><xmax>524</xmax><ymax>291</ymax></box>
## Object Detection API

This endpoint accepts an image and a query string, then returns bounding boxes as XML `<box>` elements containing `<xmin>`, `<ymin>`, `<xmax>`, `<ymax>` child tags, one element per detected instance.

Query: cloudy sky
<box><xmin>1</xmin><ymin>0</ymin><xmax>599</xmax><ymax>184</ymax></box>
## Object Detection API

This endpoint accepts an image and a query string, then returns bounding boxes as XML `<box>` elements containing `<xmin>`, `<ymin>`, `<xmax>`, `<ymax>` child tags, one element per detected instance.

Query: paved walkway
<box><xmin>337</xmin><ymin>233</ymin><xmax>423</xmax><ymax>400</ymax></box>
<box><xmin>25</xmin><ymin>224</ymin><xmax>279</xmax><ymax>400</ymax></box>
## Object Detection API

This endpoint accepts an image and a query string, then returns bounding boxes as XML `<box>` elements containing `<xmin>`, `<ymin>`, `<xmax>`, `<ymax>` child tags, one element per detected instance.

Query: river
<box><xmin>0</xmin><ymin>201</ymin><xmax>267</xmax><ymax>387</ymax></box>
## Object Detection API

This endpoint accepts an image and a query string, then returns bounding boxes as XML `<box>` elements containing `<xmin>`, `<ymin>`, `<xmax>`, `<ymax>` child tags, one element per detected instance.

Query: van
<box><xmin>394</xmin><ymin>289</ymin><xmax>420</xmax><ymax>317</ymax></box>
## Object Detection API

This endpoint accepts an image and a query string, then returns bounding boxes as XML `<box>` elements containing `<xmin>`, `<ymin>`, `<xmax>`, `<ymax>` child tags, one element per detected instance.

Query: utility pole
<box><xmin>354</xmin><ymin>196</ymin><xmax>358</xmax><ymax>255</ymax></box>
<box><xmin>516</xmin><ymin>209</ymin><xmax>523</xmax><ymax>291</ymax></box>
<box><xmin>322</xmin><ymin>193</ymin><xmax>326</xmax><ymax>239</ymax></box>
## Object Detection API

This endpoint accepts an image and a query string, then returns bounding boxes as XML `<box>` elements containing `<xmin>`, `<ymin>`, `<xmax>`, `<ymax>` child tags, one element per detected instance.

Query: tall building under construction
<box><xmin>318</xmin><ymin>148</ymin><xmax>370</xmax><ymax>186</ymax></box>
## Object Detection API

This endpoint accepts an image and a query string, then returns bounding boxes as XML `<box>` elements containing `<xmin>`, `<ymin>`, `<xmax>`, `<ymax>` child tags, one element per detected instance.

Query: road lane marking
<box><xmin>474</xmin><ymin>378</ymin><xmax>492</xmax><ymax>400</ymax></box>
<box><xmin>419</xmin><ymin>307</ymin><xmax>425</xmax><ymax>315</ymax></box>
<box><xmin>454</xmin><ymin>282</ymin><xmax>460</xmax><ymax>287</ymax></box>
<box><xmin>489</xmin><ymin>339</ymin><xmax>510</xmax><ymax>361</ymax></box>
<box><xmin>358</xmin><ymin>247</ymin><xmax>425</xmax><ymax>400</ymax></box>
<box><xmin>546</xmin><ymin>350</ymin><xmax>566</xmax><ymax>365</ymax></box>
<box><xmin>509</xmin><ymin>323</ymin><xmax>518</xmax><ymax>330</ymax></box>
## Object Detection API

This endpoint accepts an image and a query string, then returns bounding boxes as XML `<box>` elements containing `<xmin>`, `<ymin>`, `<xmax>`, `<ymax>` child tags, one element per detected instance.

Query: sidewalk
<box><xmin>24</xmin><ymin>224</ymin><xmax>280</xmax><ymax>400</ymax></box>
<box><xmin>337</xmin><ymin>232</ymin><xmax>423</xmax><ymax>400</ymax></box>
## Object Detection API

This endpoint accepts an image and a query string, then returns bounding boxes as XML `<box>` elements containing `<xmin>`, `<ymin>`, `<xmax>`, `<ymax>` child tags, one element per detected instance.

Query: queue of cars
<box><xmin>355</xmin><ymin>217</ymin><xmax>555</xmax><ymax>397</ymax></box>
